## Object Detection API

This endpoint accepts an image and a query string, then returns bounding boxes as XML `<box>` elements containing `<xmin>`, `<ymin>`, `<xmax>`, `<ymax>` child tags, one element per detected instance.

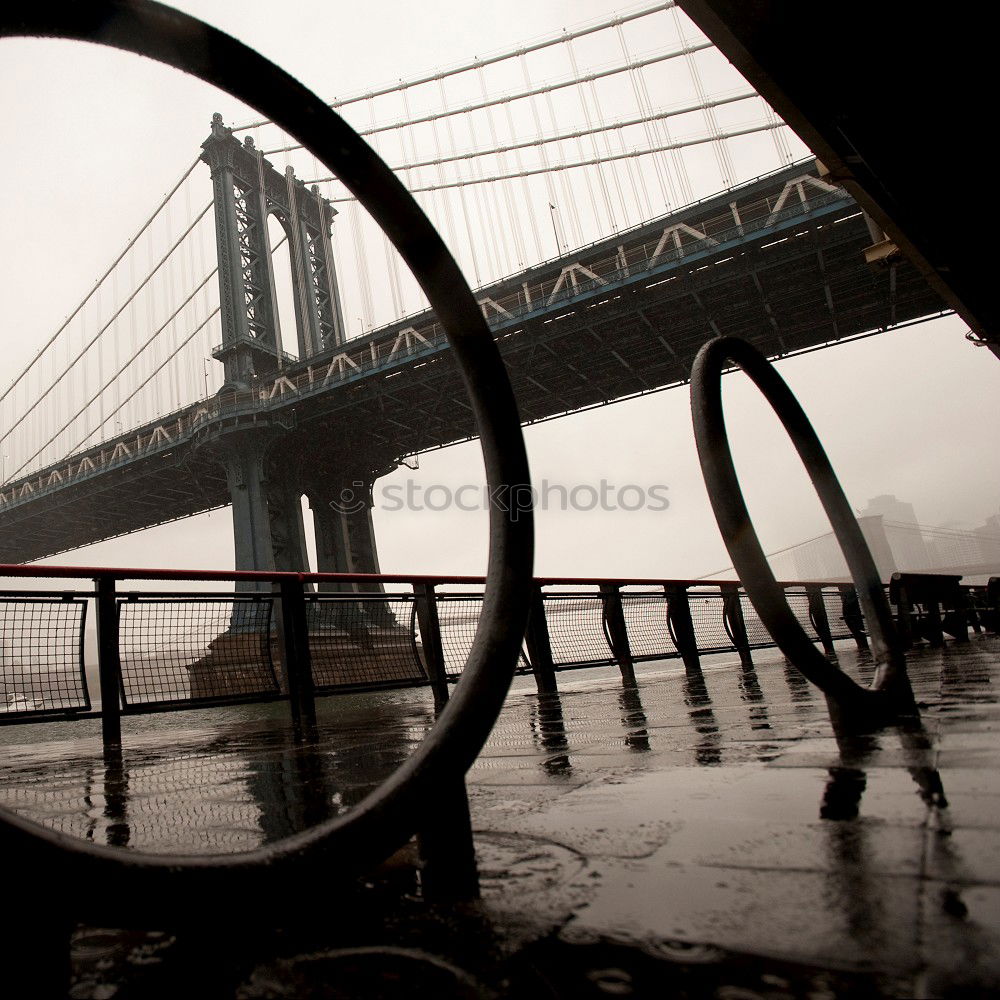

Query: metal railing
<box><xmin>3</xmin><ymin>565</ymin><xmax>995</xmax><ymax>740</ymax></box>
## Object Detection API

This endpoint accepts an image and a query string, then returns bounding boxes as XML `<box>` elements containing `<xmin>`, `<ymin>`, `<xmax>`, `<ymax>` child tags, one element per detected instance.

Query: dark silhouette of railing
<box><xmin>3</xmin><ymin>565</ymin><xmax>995</xmax><ymax>739</ymax></box>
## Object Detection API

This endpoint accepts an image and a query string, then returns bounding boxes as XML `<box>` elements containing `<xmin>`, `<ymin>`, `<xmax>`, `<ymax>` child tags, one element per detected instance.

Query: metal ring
<box><xmin>0</xmin><ymin>1</ymin><xmax>533</xmax><ymax>898</ymax></box>
<box><xmin>690</xmin><ymin>336</ymin><xmax>908</xmax><ymax>709</ymax></box>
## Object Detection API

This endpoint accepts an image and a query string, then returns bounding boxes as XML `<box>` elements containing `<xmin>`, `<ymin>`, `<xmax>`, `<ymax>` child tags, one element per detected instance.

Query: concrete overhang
<box><xmin>677</xmin><ymin>1</ymin><xmax>1000</xmax><ymax>357</ymax></box>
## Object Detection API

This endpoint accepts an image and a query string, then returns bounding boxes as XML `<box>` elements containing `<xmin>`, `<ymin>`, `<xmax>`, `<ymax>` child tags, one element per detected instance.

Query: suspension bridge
<box><xmin>0</xmin><ymin>2</ymin><xmax>951</xmax><ymax>572</ymax></box>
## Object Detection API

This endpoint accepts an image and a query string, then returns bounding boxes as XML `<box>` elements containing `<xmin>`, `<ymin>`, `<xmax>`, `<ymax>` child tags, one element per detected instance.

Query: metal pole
<box><xmin>722</xmin><ymin>582</ymin><xmax>753</xmax><ymax>669</ymax></box>
<box><xmin>524</xmin><ymin>583</ymin><xmax>558</xmax><ymax>695</ymax></box>
<box><xmin>549</xmin><ymin>202</ymin><xmax>562</xmax><ymax>255</ymax></box>
<box><xmin>667</xmin><ymin>584</ymin><xmax>701</xmax><ymax>675</ymax></box>
<box><xmin>601</xmin><ymin>583</ymin><xmax>636</xmax><ymax>688</ymax></box>
<box><xmin>414</xmin><ymin>582</ymin><xmax>449</xmax><ymax>711</ymax></box>
<box><xmin>839</xmin><ymin>585</ymin><xmax>870</xmax><ymax>653</ymax></box>
<box><xmin>94</xmin><ymin>574</ymin><xmax>122</xmax><ymax>747</ymax></box>
<box><xmin>807</xmin><ymin>584</ymin><xmax>836</xmax><ymax>655</ymax></box>
<box><xmin>413</xmin><ymin>582</ymin><xmax>479</xmax><ymax>899</ymax></box>
<box><xmin>279</xmin><ymin>576</ymin><xmax>316</xmax><ymax>729</ymax></box>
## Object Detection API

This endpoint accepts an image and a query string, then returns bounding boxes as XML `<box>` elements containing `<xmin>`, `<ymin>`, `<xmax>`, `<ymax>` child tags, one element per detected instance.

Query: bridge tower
<box><xmin>200</xmin><ymin>114</ymin><xmax>385</xmax><ymax>582</ymax></box>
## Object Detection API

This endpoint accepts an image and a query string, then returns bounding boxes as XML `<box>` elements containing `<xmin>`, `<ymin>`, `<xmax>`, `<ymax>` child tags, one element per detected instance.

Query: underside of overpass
<box><xmin>677</xmin><ymin>1</ymin><xmax>999</xmax><ymax>360</ymax></box>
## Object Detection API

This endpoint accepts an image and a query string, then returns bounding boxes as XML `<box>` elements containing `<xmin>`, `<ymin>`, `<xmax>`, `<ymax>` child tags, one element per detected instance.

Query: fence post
<box><xmin>412</xmin><ymin>583</ymin><xmax>483</xmax><ymax>900</ymax></box>
<box><xmin>721</xmin><ymin>583</ymin><xmax>753</xmax><ymax>669</ymax></box>
<box><xmin>967</xmin><ymin>589</ymin><xmax>983</xmax><ymax>634</ymax></box>
<box><xmin>807</xmin><ymin>585</ymin><xmax>836</xmax><ymax>654</ymax></box>
<box><xmin>988</xmin><ymin>578</ymin><xmax>1000</xmax><ymax>634</ymax></box>
<box><xmin>839</xmin><ymin>585</ymin><xmax>870</xmax><ymax>652</ymax></box>
<box><xmin>95</xmin><ymin>575</ymin><xmax>122</xmax><ymax>748</ymax></box>
<box><xmin>667</xmin><ymin>584</ymin><xmax>701</xmax><ymax>675</ymax></box>
<box><xmin>414</xmin><ymin>582</ymin><xmax>449</xmax><ymax>711</ymax></box>
<box><xmin>601</xmin><ymin>583</ymin><xmax>637</xmax><ymax>688</ymax></box>
<box><xmin>524</xmin><ymin>583</ymin><xmax>558</xmax><ymax>694</ymax></box>
<box><xmin>891</xmin><ymin>576</ymin><xmax>915</xmax><ymax>650</ymax></box>
<box><xmin>279</xmin><ymin>576</ymin><xmax>316</xmax><ymax>729</ymax></box>
<box><xmin>924</xmin><ymin>596</ymin><xmax>946</xmax><ymax>647</ymax></box>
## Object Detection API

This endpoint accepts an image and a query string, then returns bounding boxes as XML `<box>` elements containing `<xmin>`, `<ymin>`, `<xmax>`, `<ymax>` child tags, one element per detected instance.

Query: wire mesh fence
<box><xmin>737</xmin><ymin>593</ymin><xmax>775</xmax><ymax>647</ymax></box>
<box><xmin>620</xmin><ymin>590</ymin><xmax>678</xmax><ymax>662</ymax></box>
<box><xmin>0</xmin><ymin>593</ymin><xmax>89</xmax><ymax>716</ymax></box>
<box><xmin>687</xmin><ymin>589</ymin><xmax>732</xmax><ymax>653</ymax></box>
<box><xmin>306</xmin><ymin>593</ymin><xmax>424</xmax><ymax>690</ymax></box>
<box><xmin>782</xmin><ymin>589</ymin><xmax>819</xmax><ymax>643</ymax></box>
<box><xmin>823</xmin><ymin>590</ymin><xmax>854</xmax><ymax>640</ymax></box>
<box><xmin>117</xmin><ymin>594</ymin><xmax>280</xmax><ymax>708</ymax></box>
<box><xmin>542</xmin><ymin>592</ymin><xmax>616</xmax><ymax>668</ymax></box>
<box><xmin>433</xmin><ymin>593</ymin><xmax>531</xmax><ymax>678</ymax></box>
<box><xmin>0</xmin><ymin>574</ymin><xmax>991</xmax><ymax>728</ymax></box>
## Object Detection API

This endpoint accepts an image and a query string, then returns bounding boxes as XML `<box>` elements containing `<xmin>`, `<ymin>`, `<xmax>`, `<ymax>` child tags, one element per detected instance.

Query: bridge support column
<box><xmin>308</xmin><ymin>483</ymin><xmax>383</xmax><ymax>589</ymax></box>
<box><xmin>221</xmin><ymin>433</ymin><xmax>312</xmax><ymax>579</ymax></box>
<box><xmin>267</xmin><ymin>480</ymin><xmax>311</xmax><ymax>573</ymax></box>
<box><xmin>308</xmin><ymin>476</ymin><xmax>395</xmax><ymax>627</ymax></box>
<box><xmin>222</xmin><ymin>436</ymin><xmax>276</xmax><ymax>632</ymax></box>
<box><xmin>224</xmin><ymin>437</ymin><xmax>275</xmax><ymax>578</ymax></box>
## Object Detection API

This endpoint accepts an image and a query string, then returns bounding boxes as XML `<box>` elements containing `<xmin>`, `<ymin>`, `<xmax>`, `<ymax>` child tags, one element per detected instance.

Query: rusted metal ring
<box><xmin>0</xmin><ymin>1</ymin><xmax>533</xmax><ymax>900</ymax></box>
<box><xmin>690</xmin><ymin>336</ymin><xmax>908</xmax><ymax>710</ymax></box>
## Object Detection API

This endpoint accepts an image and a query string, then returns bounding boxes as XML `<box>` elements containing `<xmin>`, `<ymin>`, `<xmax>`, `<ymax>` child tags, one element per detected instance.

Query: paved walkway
<box><xmin>3</xmin><ymin>635</ymin><xmax>999</xmax><ymax>996</ymax></box>
<box><xmin>467</xmin><ymin>638</ymin><xmax>1000</xmax><ymax>996</ymax></box>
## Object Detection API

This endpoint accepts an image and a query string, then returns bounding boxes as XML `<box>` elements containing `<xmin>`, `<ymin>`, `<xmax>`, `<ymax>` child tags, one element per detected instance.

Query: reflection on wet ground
<box><xmin>3</xmin><ymin>636</ymin><xmax>1000</xmax><ymax>996</ymax></box>
<box><xmin>0</xmin><ymin>693</ymin><xmax>437</xmax><ymax>852</ymax></box>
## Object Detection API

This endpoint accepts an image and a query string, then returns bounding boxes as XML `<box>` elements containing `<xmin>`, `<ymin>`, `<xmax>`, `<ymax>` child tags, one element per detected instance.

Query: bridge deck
<box><xmin>3</xmin><ymin>634</ymin><xmax>998</xmax><ymax>995</ymax></box>
<box><xmin>0</xmin><ymin>161</ymin><xmax>947</xmax><ymax>562</ymax></box>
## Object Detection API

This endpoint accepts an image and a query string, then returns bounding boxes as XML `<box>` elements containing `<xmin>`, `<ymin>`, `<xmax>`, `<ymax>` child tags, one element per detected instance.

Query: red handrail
<box><xmin>0</xmin><ymin>562</ymin><xmax>876</xmax><ymax>588</ymax></box>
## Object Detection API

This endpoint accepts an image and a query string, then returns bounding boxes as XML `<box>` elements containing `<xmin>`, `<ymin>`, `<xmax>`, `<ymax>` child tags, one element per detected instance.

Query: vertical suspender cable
<box><xmin>560</xmin><ymin>39</ymin><xmax>601</xmax><ymax>242</ymax></box>
<box><xmin>477</xmin><ymin>64</ymin><xmax>518</xmax><ymax>277</ymax></box>
<box><xmin>465</xmin><ymin>84</ymin><xmax>502</xmax><ymax>284</ymax></box>
<box><xmin>440</xmin><ymin>82</ymin><xmax>482</xmax><ymax>286</ymax></box>
<box><xmin>544</xmin><ymin>87</ymin><xmax>585</xmax><ymax>248</ymax></box>
<box><xmin>430</xmin><ymin>84</ymin><xmax>461</xmax><ymax>295</ymax></box>
<box><xmin>672</xmin><ymin>6</ymin><xmax>734</xmax><ymax>188</ymax></box>
<box><xmin>615</xmin><ymin>22</ymin><xmax>677</xmax><ymax>208</ymax></box>
<box><xmin>567</xmin><ymin>36</ymin><xmax>617</xmax><ymax>236</ymax></box>
<box><xmin>520</xmin><ymin>55</ymin><xmax>562</xmax><ymax>258</ymax></box>
<box><xmin>504</xmin><ymin>96</ymin><xmax>544</xmax><ymax>265</ymax></box>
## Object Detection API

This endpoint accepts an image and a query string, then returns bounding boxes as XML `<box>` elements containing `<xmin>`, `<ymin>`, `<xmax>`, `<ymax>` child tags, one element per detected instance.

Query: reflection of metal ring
<box><xmin>690</xmin><ymin>336</ymin><xmax>906</xmax><ymax>709</ymax></box>
<box><xmin>0</xmin><ymin>3</ymin><xmax>532</xmax><ymax>900</ymax></box>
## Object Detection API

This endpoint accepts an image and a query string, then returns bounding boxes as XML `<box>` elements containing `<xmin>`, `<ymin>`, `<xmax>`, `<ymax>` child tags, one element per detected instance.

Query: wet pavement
<box><xmin>2</xmin><ymin>635</ymin><xmax>999</xmax><ymax>997</ymax></box>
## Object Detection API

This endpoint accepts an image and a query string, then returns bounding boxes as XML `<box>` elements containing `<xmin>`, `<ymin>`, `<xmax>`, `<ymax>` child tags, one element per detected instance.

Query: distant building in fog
<box><xmin>858</xmin><ymin>494</ymin><xmax>932</xmax><ymax>570</ymax></box>
<box><xmin>749</xmin><ymin>495</ymin><xmax>1000</xmax><ymax>583</ymax></box>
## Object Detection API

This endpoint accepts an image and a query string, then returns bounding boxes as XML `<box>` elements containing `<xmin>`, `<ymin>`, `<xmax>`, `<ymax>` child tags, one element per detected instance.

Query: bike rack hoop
<box><xmin>690</xmin><ymin>335</ymin><xmax>909</xmax><ymax>710</ymax></box>
<box><xmin>0</xmin><ymin>0</ymin><xmax>534</xmax><ymax>902</ymax></box>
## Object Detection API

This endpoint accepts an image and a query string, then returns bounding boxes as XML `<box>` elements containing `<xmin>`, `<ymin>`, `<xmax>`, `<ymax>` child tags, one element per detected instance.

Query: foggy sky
<box><xmin>0</xmin><ymin>1</ymin><xmax>996</xmax><ymax>584</ymax></box>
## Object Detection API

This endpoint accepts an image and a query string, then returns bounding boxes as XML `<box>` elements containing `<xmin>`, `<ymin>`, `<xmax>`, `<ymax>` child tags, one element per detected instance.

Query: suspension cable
<box><xmin>311</xmin><ymin>123</ymin><xmax>786</xmax><ymax>197</ymax></box>
<box><xmin>0</xmin><ymin>200</ymin><xmax>213</xmax><ymax>451</ymax></box>
<box><xmin>233</xmin><ymin>1</ymin><xmax>678</xmax><ymax>130</ymax></box>
<box><xmin>0</xmin><ymin>156</ymin><xmax>202</xmax><ymax>408</ymax></box>
<box><xmin>67</xmin><ymin>308</ymin><xmax>221</xmax><ymax>458</ymax></box>
<box><xmin>260</xmin><ymin>43</ymin><xmax>714</xmax><ymax>156</ymax></box>
<box><xmin>9</xmin><ymin>270</ymin><xmax>219</xmax><ymax>480</ymax></box>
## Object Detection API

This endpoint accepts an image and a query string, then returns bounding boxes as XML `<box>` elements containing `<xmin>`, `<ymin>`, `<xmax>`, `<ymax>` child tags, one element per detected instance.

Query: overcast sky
<box><xmin>0</xmin><ymin>1</ymin><xmax>997</xmax><ymax>584</ymax></box>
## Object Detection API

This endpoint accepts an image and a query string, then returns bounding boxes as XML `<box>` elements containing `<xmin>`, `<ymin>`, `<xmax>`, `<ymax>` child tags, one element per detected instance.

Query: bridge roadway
<box><xmin>0</xmin><ymin>159</ymin><xmax>946</xmax><ymax>563</ymax></box>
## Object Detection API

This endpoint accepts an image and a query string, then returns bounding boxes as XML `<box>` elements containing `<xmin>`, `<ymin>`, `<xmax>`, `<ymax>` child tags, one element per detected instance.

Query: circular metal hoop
<box><xmin>0</xmin><ymin>1</ymin><xmax>533</xmax><ymax>896</ymax></box>
<box><xmin>690</xmin><ymin>336</ymin><xmax>907</xmax><ymax>709</ymax></box>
